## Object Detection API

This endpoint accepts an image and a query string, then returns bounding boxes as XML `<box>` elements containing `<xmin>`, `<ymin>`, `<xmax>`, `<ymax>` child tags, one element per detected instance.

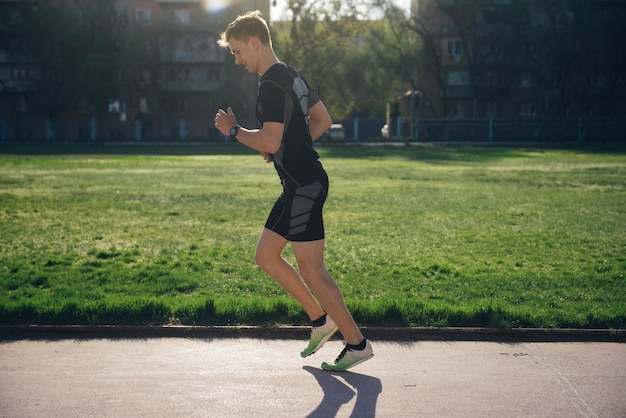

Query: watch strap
<box><xmin>229</xmin><ymin>124</ymin><xmax>240</xmax><ymax>139</ymax></box>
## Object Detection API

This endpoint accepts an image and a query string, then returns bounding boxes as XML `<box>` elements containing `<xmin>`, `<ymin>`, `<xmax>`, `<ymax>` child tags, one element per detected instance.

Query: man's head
<box><xmin>217</xmin><ymin>11</ymin><xmax>274</xmax><ymax>75</ymax></box>
<box><xmin>217</xmin><ymin>10</ymin><xmax>271</xmax><ymax>49</ymax></box>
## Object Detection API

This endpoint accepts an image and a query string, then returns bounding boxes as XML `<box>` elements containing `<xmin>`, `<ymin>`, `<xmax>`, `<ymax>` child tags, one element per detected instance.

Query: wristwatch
<box><xmin>229</xmin><ymin>124</ymin><xmax>240</xmax><ymax>140</ymax></box>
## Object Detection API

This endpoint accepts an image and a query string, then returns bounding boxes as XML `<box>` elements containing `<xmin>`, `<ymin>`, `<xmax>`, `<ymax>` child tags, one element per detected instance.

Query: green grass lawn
<box><xmin>0</xmin><ymin>144</ymin><xmax>624</xmax><ymax>328</ymax></box>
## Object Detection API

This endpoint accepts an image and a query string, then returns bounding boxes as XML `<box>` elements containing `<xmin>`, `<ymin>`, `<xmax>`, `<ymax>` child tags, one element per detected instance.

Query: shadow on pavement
<box><xmin>303</xmin><ymin>365</ymin><xmax>382</xmax><ymax>418</ymax></box>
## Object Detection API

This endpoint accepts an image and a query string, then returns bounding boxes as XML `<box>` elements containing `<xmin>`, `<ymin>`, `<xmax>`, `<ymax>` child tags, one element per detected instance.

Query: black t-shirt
<box><xmin>256</xmin><ymin>62</ymin><xmax>326</xmax><ymax>190</ymax></box>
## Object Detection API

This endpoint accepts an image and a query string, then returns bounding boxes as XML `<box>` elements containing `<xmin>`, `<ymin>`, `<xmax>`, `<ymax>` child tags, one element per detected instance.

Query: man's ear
<box><xmin>249</xmin><ymin>37</ymin><xmax>260</xmax><ymax>51</ymax></box>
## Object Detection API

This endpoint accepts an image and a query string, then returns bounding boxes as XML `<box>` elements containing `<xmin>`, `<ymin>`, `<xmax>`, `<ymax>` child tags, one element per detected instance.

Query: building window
<box><xmin>77</xmin><ymin>97</ymin><xmax>93</xmax><ymax>113</ymax></box>
<box><xmin>17</xmin><ymin>97</ymin><xmax>28</xmax><ymax>112</ymax></box>
<box><xmin>140</xmin><ymin>70</ymin><xmax>151</xmax><ymax>90</ymax></box>
<box><xmin>543</xmin><ymin>71</ymin><xmax>557</xmax><ymax>87</ymax></box>
<box><xmin>10</xmin><ymin>67</ymin><xmax>31</xmax><ymax>81</ymax></box>
<box><xmin>108</xmin><ymin>98</ymin><xmax>121</xmax><ymax>113</ymax></box>
<box><xmin>136</xmin><ymin>8</ymin><xmax>151</xmax><ymax>26</ymax></box>
<box><xmin>523</xmin><ymin>41</ymin><xmax>536</xmax><ymax>58</ymax></box>
<box><xmin>586</xmin><ymin>70</ymin><xmax>607</xmax><ymax>87</ymax></box>
<box><xmin>555</xmin><ymin>11</ymin><xmax>573</xmax><ymax>28</ymax></box>
<box><xmin>487</xmin><ymin>101</ymin><xmax>499</xmax><ymax>117</ymax></box>
<box><xmin>450</xmin><ymin>102</ymin><xmax>465</xmax><ymax>118</ymax></box>
<box><xmin>520</xmin><ymin>72</ymin><xmax>533</xmax><ymax>87</ymax></box>
<box><xmin>139</xmin><ymin>98</ymin><xmax>150</xmax><ymax>114</ymax></box>
<box><xmin>207</xmin><ymin>65</ymin><xmax>220</xmax><ymax>82</ymax></box>
<box><xmin>524</xmin><ymin>11</ymin><xmax>539</xmax><ymax>27</ymax></box>
<box><xmin>447</xmin><ymin>70</ymin><xmax>469</xmax><ymax>86</ymax></box>
<box><xmin>166</xmin><ymin>68</ymin><xmax>189</xmax><ymax>82</ymax></box>
<box><xmin>447</xmin><ymin>39</ymin><xmax>463</xmax><ymax>57</ymax></box>
<box><xmin>170</xmin><ymin>98</ymin><xmax>188</xmax><ymax>113</ymax></box>
<box><xmin>174</xmin><ymin>9</ymin><xmax>190</xmax><ymax>25</ymax></box>
<box><xmin>519</xmin><ymin>101</ymin><xmax>536</xmax><ymax>117</ymax></box>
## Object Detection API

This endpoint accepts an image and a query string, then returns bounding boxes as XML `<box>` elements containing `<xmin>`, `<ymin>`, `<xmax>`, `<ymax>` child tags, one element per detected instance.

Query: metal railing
<box><xmin>383</xmin><ymin>117</ymin><xmax>626</xmax><ymax>143</ymax></box>
<box><xmin>1</xmin><ymin>116</ymin><xmax>625</xmax><ymax>143</ymax></box>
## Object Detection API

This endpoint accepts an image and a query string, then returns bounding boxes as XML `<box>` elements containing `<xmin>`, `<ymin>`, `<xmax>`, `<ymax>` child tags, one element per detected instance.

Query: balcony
<box><xmin>444</xmin><ymin>86</ymin><xmax>472</xmax><ymax>98</ymax></box>
<box><xmin>160</xmin><ymin>79</ymin><xmax>220</xmax><ymax>93</ymax></box>
<box><xmin>475</xmin><ymin>86</ymin><xmax>509</xmax><ymax>99</ymax></box>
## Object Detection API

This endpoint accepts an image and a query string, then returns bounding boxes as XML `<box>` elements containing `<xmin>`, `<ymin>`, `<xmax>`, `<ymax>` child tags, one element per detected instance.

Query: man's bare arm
<box><xmin>308</xmin><ymin>101</ymin><xmax>332</xmax><ymax>141</ymax></box>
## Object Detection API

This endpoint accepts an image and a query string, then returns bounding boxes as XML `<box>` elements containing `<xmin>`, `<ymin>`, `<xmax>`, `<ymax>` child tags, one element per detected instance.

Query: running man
<box><xmin>214</xmin><ymin>11</ymin><xmax>373</xmax><ymax>371</ymax></box>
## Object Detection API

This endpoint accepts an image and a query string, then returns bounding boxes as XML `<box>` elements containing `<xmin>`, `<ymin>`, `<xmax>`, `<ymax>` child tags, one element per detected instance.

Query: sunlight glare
<box><xmin>204</xmin><ymin>0</ymin><xmax>233</xmax><ymax>14</ymax></box>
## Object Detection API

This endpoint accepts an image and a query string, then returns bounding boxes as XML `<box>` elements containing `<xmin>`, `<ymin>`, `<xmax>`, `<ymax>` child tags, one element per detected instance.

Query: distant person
<box><xmin>214</xmin><ymin>10</ymin><xmax>373</xmax><ymax>371</ymax></box>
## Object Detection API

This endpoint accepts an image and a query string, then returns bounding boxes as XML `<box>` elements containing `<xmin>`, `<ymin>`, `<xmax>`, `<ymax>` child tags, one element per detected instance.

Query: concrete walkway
<box><xmin>1</xmin><ymin>333</ymin><xmax>624</xmax><ymax>417</ymax></box>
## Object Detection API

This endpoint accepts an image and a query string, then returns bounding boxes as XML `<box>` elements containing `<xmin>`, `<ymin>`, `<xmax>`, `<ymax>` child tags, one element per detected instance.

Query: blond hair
<box><xmin>217</xmin><ymin>10</ymin><xmax>271</xmax><ymax>48</ymax></box>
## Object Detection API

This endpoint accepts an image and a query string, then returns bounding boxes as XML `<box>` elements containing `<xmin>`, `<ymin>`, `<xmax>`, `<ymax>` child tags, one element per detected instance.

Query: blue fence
<box><xmin>378</xmin><ymin>117</ymin><xmax>626</xmax><ymax>143</ymax></box>
<box><xmin>0</xmin><ymin>117</ymin><xmax>224</xmax><ymax>142</ymax></box>
<box><xmin>1</xmin><ymin>116</ymin><xmax>625</xmax><ymax>143</ymax></box>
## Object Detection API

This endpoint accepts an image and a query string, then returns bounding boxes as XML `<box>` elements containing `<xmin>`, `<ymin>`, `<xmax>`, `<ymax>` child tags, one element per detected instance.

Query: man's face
<box><xmin>229</xmin><ymin>38</ymin><xmax>257</xmax><ymax>74</ymax></box>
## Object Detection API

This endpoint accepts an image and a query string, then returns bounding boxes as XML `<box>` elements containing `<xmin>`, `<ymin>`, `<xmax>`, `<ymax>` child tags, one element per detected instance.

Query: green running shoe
<box><xmin>300</xmin><ymin>316</ymin><xmax>338</xmax><ymax>358</ymax></box>
<box><xmin>321</xmin><ymin>340</ymin><xmax>374</xmax><ymax>371</ymax></box>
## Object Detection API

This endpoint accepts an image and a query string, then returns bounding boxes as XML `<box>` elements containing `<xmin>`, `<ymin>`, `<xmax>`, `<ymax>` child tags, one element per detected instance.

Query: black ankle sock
<box><xmin>347</xmin><ymin>339</ymin><xmax>367</xmax><ymax>351</ymax></box>
<box><xmin>311</xmin><ymin>314</ymin><xmax>327</xmax><ymax>327</ymax></box>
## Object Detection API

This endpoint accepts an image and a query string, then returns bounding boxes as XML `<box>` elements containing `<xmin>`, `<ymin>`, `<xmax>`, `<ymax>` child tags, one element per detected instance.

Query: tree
<box><xmin>3</xmin><ymin>1</ymin><xmax>126</xmax><ymax>135</ymax></box>
<box><xmin>73</xmin><ymin>1</ymin><xmax>126</xmax><ymax>129</ymax></box>
<box><xmin>368</xmin><ymin>2</ymin><xmax>423</xmax><ymax>121</ymax></box>
<box><xmin>536</xmin><ymin>0</ymin><xmax>626</xmax><ymax>116</ymax></box>
<box><xmin>3</xmin><ymin>2</ymin><xmax>82</xmax><ymax>119</ymax></box>
<box><xmin>272</xmin><ymin>0</ymin><xmax>408</xmax><ymax>119</ymax></box>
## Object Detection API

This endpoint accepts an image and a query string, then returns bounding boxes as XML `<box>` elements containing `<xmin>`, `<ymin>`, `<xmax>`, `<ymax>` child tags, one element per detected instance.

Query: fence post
<box><xmin>488</xmin><ymin>116</ymin><xmax>493</xmax><ymax>141</ymax></box>
<box><xmin>578</xmin><ymin>117</ymin><xmax>585</xmax><ymax>142</ymax></box>
<box><xmin>90</xmin><ymin>117</ymin><xmax>97</xmax><ymax>141</ymax></box>
<box><xmin>179</xmin><ymin>118</ymin><xmax>185</xmax><ymax>139</ymax></box>
<box><xmin>46</xmin><ymin>118</ymin><xmax>53</xmax><ymax>141</ymax></box>
<box><xmin>396</xmin><ymin>118</ymin><xmax>402</xmax><ymax>138</ymax></box>
<box><xmin>135</xmin><ymin>119</ymin><xmax>142</xmax><ymax>141</ymax></box>
<box><xmin>353</xmin><ymin>117</ymin><xmax>359</xmax><ymax>140</ymax></box>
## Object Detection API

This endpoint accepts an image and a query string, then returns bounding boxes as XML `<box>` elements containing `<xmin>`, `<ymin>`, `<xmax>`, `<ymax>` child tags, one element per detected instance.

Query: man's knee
<box><xmin>255</xmin><ymin>246</ymin><xmax>276</xmax><ymax>271</ymax></box>
<box><xmin>254</xmin><ymin>248</ymin><xmax>267</xmax><ymax>269</ymax></box>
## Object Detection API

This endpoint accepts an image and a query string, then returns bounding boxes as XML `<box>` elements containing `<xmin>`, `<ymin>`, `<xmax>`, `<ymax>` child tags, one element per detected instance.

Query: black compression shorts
<box><xmin>265</xmin><ymin>180</ymin><xmax>328</xmax><ymax>242</ymax></box>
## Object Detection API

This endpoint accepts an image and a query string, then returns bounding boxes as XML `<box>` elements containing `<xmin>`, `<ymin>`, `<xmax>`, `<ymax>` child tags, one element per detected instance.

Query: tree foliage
<box><xmin>3</xmin><ymin>0</ymin><xmax>415</xmax><ymax>123</ymax></box>
<box><xmin>272</xmin><ymin>0</ymin><xmax>413</xmax><ymax>119</ymax></box>
<box><xmin>5</xmin><ymin>0</ymin><xmax>621</xmax><ymax>125</ymax></box>
<box><xmin>3</xmin><ymin>1</ymin><xmax>125</xmax><ymax>119</ymax></box>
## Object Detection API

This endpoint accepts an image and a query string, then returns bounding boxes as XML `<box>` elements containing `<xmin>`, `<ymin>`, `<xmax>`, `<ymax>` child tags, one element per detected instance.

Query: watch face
<box><xmin>230</xmin><ymin>126</ymin><xmax>238</xmax><ymax>137</ymax></box>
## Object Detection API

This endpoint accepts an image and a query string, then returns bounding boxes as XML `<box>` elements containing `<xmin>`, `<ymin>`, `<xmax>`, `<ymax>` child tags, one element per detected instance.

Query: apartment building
<box><xmin>0</xmin><ymin>0</ymin><xmax>269</xmax><ymax>140</ymax></box>
<box><xmin>404</xmin><ymin>0</ymin><xmax>626</xmax><ymax>120</ymax></box>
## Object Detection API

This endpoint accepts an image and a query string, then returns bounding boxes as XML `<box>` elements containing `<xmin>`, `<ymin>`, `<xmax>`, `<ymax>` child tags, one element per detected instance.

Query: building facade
<box><xmin>0</xmin><ymin>0</ymin><xmax>269</xmax><ymax>141</ymax></box>
<box><xmin>403</xmin><ymin>0</ymin><xmax>626</xmax><ymax>121</ymax></box>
